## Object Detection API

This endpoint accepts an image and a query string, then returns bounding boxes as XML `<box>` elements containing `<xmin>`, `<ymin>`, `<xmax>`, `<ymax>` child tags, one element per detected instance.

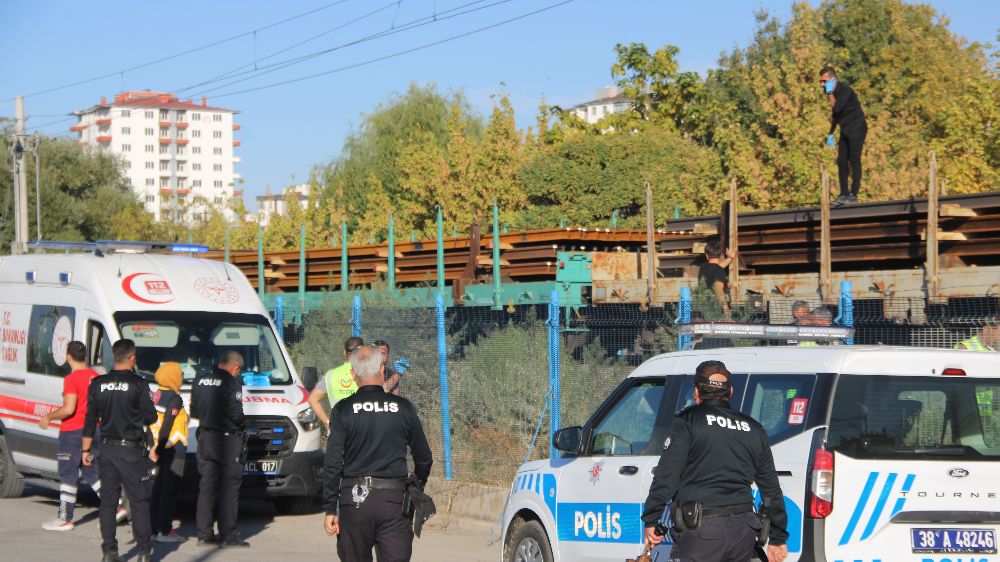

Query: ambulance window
<box><xmin>87</xmin><ymin>321</ymin><xmax>113</xmax><ymax>372</ymax></box>
<box><xmin>742</xmin><ymin>374</ymin><xmax>816</xmax><ymax>444</ymax></box>
<box><xmin>588</xmin><ymin>379</ymin><xmax>665</xmax><ymax>456</ymax></box>
<box><xmin>27</xmin><ymin>305</ymin><xmax>77</xmax><ymax>377</ymax></box>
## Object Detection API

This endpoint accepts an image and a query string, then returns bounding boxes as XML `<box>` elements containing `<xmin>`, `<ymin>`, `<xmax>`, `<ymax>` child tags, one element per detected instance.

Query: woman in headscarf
<box><xmin>149</xmin><ymin>362</ymin><xmax>189</xmax><ymax>543</ymax></box>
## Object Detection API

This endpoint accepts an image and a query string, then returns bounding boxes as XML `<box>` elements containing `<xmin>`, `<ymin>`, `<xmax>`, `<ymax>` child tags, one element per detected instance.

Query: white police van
<box><xmin>0</xmin><ymin>241</ymin><xmax>323</xmax><ymax>513</ymax></box>
<box><xmin>501</xmin><ymin>344</ymin><xmax>1000</xmax><ymax>562</ymax></box>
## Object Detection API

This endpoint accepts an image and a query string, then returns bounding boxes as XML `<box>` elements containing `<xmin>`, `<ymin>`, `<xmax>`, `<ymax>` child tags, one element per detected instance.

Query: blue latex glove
<box><xmin>826</xmin><ymin>134</ymin><xmax>835</xmax><ymax>148</ymax></box>
<box><xmin>824</xmin><ymin>78</ymin><xmax>836</xmax><ymax>94</ymax></box>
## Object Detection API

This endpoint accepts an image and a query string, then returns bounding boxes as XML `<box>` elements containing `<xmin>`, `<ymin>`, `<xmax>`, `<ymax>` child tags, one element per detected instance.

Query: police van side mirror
<box><xmin>553</xmin><ymin>426</ymin><xmax>583</xmax><ymax>454</ymax></box>
<box><xmin>301</xmin><ymin>366</ymin><xmax>319</xmax><ymax>392</ymax></box>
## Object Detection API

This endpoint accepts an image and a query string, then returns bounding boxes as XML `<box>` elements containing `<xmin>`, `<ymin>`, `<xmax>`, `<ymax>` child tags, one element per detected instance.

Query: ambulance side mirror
<box><xmin>301</xmin><ymin>366</ymin><xmax>319</xmax><ymax>392</ymax></box>
<box><xmin>553</xmin><ymin>426</ymin><xmax>583</xmax><ymax>454</ymax></box>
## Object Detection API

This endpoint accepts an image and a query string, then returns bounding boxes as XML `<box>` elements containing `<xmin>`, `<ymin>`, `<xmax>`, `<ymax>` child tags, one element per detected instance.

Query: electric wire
<box><xmin>0</xmin><ymin>0</ymin><xmax>356</xmax><ymax>103</ymax></box>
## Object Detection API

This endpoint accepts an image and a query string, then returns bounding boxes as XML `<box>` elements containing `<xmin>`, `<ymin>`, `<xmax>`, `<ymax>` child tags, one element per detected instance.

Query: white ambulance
<box><xmin>0</xmin><ymin>241</ymin><xmax>323</xmax><ymax>514</ymax></box>
<box><xmin>501</xmin><ymin>345</ymin><xmax>1000</xmax><ymax>562</ymax></box>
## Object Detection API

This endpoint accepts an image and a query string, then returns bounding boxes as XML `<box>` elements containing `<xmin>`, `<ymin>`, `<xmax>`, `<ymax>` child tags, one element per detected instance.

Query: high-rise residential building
<box><xmin>71</xmin><ymin>90</ymin><xmax>242</xmax><ymax>222</ymax></box>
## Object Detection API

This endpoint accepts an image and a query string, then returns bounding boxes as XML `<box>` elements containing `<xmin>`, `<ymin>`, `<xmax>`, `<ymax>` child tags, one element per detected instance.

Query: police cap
<box><xmin>694</xmin><ymin>360</ymin><xmax>731</xmax><ymax>390</ymax></box>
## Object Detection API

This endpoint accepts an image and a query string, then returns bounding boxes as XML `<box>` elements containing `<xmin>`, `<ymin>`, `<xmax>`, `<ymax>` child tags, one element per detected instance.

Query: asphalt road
<box><xmin>2</xmin><ymin>484</ymin><xmax>501</xmax><ymax>561</ymax></box>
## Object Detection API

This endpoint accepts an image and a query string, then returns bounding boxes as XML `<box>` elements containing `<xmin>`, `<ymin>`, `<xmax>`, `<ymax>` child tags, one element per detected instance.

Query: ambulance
<box><xmin>501</xmin><ymin>341</ymin><xmax>1000</xmax><ymax>562</ymax></box>
<box><xmin>0</xmin><ymin>241</ymin><xmax>323</xmax><ymax>514</ymax></box>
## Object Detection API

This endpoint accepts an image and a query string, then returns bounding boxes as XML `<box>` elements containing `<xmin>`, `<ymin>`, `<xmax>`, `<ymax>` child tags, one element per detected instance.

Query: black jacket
<box><xmin>83</xmin><ymin>369</ymin><xmax>157</xmax><ymax>442</ymax></box>
<box><xmin>190</xmin><ymin>367</ymin><xmax>245</xmax><ymax>433</ymax></box>
<box><xmin>829</xmin><ymin>81</ymin><xmax>867</xmax><ymax>133</ymax></box>
<box><xmin>322</xmin><ymin>385</ymin><xmax>433</xmax><ymax>515</ymax></box>
<box><xmin>642</xmin><ymin>399</ymin><xmax>789</xmax><ymax>546</ymax></box>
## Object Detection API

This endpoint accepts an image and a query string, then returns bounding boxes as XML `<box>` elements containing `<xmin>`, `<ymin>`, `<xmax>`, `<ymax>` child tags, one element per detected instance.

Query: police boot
<box><xmin>136</xmin><ymin>552</ymin><xmax>152</xmax><ymax>562</ymax></box>
<box><xmin>101</xmin><ymin>551</ymin><xmax>122</xmax><ymax>562</ymax></box>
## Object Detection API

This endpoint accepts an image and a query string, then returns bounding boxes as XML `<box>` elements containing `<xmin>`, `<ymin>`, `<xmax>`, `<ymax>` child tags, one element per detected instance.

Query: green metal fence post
<box><xmin>257</xmin><ymin>225</ymin><xmax>264</xmax><ymax>298</ymax></box>
<box><xmin>387</xmin><ymin>212</ymin><xmax>395</xmax><ymax>291</ymax></box>
<box><xmin>492</xmin><ymin>202</ymin><xmax>502</xmax><ymax>310</ymax></box>
<box><xmin>298</xmin><ymin>223</ymin><xmax>306</xmax><ymax>315</ymax></box>
<box><xmin>224</xmin><ymin>227</ymin><xmax>230</xmax><ymax>263</ymax></box>
<box><xmin>436</xmin><ymin>206</ymin><xmax>445</xmax><ymax>296</ymax></box>
<box><xmin>341</xmin><ymin>220</ymin><xmax>348</xmax><ymax>291</ymax></box>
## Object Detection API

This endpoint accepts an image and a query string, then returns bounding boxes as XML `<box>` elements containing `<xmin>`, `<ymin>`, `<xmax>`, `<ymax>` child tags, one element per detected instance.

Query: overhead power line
<box><xmin>1</xmin><ymin>0</ymin><xmax>355</xmax><ymax>103</ymax></box>
<box><xmin>209</xmin><ymin>0</ymin><xmax>576</xmax><ymax>100</ymax></box>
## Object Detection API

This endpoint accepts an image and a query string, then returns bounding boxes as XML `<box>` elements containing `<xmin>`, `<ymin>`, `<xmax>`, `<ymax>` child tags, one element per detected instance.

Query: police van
<box><xmin>0</xmin><ymin>241</ymin><xmax>323</xmax><ymax>514</ymax></box>
<box><xmin>501</xmin><ymin>340</ymin><xmax>1000</xmax><ymax>562</ymax></box>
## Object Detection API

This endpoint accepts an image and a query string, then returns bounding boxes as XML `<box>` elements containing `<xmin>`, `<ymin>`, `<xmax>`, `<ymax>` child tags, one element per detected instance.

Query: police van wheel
<box><xmin>0</xmin><ymin>435</ymin><xmax>25</xmax><ymax>498</ymax></box>
<box><xmin>274</xmin><ymin>496</ymin><xmax>315</xmax><ymax>515</ymax></box>
<box><xmin>504</xmin><ymin>519</ymin><xmax>552</xmax><ymax>562</ymax></box>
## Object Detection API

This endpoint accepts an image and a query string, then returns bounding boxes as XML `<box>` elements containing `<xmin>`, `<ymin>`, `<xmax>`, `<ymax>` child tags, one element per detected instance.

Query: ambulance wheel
<box><xmin>504</xmin><ymin>519</ymin><xmax>552</xmax><ymax>562</ymax></box>
<box><xmin>274</xmin><ymin>495</ymin><xmax>315</xmax><ymax>515</ymax></box>
<box><xmin>0</xmin><ymin>435</ymin><xmax>25</xmax><ymax>498</ymax></box>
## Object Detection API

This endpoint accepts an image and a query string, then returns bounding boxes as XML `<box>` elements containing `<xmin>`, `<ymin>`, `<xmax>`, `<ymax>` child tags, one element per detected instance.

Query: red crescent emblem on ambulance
<box><xmin>122</xmin><ymin>273</ymin><xmax>175</xmax><ymax>304</ymax></box>
<box><xmin>296</xmin><ymin>385</ymin><xmax>309</xmax><ymax>405</ymax></box>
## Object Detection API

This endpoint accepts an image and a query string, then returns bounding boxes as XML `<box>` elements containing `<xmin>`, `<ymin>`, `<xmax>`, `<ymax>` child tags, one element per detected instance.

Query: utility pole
<box><xmin>9</xmin><ymin>96</ymin><xmax>30</xmax><ymax>255</ymax></box>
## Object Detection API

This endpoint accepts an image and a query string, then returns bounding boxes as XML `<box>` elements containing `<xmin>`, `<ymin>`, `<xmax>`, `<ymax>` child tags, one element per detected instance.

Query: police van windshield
<box><xmin>828</xmin><ymin>374</ymin><xmax>1000</xmax><ymax>460</ymax></box>
<box><xmin>114</xmin><ymin>311</ymin><xmax>292</xmax><ymax>386</ymax></box>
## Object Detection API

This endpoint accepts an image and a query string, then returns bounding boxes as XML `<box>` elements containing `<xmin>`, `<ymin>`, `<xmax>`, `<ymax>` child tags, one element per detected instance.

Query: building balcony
<box><xmin>96</xmin><ymin>118</ymin><xmax>112</xmax><ymax>126</ymax></box>
<box><xmin>159</xmin><ymin>121</ymin><xmax>172</xmax><ymax>128</ymax></box>
<box><xmin>159</xmin><ymin>188</ymin><xmax>173</xmax><ymax>195</ymax></box>
<box><xmin>232</xmin><ymin>124</ymin><xmax>241</xmax><ymax>131</ymax></box>
<box><xmin>158</xmin><ymin>138</ymin><xmax>172</xmax><ymax>144</ymax></box>
<box><xmin>96</xmin><ymin>135</ymin><xmax>112</xmax><ymax>143</ymax></box>
<box><xmin>69</xmin><ymin>124</ymin><xmax>86</xmax><ymax>132</ymax></box>
<box><xmin>232</xmin><ymin>140</ymin><xmax>241</xmax><ymax>147</ymax></box>
<box><xmin>233</xmin><ymin>189</ymin><xmax>244</xmax><ymax>197</ymax></box>
<box><xmin>175</xmin><ymin>122</ymin><xmax>189</xmax><ymax>129</ymax></box>
<box><xmin>177</xmin><ymin>188</ymin><xmax>190</xmax><ymax>196</ymax></box>
<box><xmin>176</xmin><ymin>138</ymin><xmax>189</xmax><ymax>145</ymax></box>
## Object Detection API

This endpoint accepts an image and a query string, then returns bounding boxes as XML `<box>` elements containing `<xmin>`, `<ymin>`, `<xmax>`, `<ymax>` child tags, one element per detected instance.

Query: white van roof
<box><xmin>631</xmin><ymin>346</ymin><xmax>1000</xmax><ymax>378</ymax></box>
<box><xmin>0</xmin><ymin>253</ymin><xmax>263</xmax><ymax>314</ymax></box>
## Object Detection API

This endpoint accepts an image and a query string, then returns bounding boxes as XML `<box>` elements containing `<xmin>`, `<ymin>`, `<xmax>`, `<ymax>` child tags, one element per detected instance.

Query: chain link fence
<box><xmin>266</xmin><ymin>292</ymin><xmax>998</xmax><ymax>507</ymax></box>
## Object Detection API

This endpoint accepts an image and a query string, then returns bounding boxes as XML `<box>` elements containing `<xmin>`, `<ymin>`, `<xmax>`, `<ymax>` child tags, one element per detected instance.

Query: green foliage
<box><xmin>0</xmin><ymin>133</ymin><xmax>159</xmax><ymax>249</ymax></box>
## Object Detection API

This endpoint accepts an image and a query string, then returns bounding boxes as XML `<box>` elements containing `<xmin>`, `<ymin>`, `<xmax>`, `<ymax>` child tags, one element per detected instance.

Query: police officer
<box><xmin>191</xmin><ymin>350</ymin><xmax>248</xmax><ymax>548</ymax></box>
<box><xmin>82</xmin><ymin>339</ymin><xmax>157</xmax><ymax>562</ymax></box>
<box><xmin>322</xmin><ymin>345</ymin><xmax>433</xmax><ymax>562</ymax></box>
<box><xmin>643</xmin><ymin>360</ymin><xmax>789</xmax><ymax>562</ymax></box>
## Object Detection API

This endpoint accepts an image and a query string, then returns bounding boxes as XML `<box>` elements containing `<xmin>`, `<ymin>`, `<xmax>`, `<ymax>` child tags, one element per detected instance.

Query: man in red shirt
<box><xmin>38</xmin><ymin>341</ymin><xmax>103</xmax><ymax>531</ymax></box>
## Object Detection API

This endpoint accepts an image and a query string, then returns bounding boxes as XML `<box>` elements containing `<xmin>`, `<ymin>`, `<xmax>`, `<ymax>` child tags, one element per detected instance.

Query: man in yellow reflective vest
<box><xmin>307</xmin><ymin>337</ymin><xmax>363</xmax><ymax>428</ymax></box>
<box><xmin>954</xmin><ymin>324</ymin><xmax>998</xmax><ymax>351</ymax></box>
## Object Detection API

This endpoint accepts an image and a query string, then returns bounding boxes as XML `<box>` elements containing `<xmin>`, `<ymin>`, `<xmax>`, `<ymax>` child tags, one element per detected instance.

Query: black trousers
<box><xmin>337</xmin><ymin>488</ymin><xmax>413</xmax><ymax>562</ymax></box>
<box><xmin>196</xmin><ymin>431</ymin><xmax>243</xmax><ymax>541</ymax></box>
<box><xmin>98</xmin><ymin>444</ymin><xmax>153</xmax><ymax>555</ymax></box>
<box><xmin>836</xmin><ymin>126</ymin><xmax>867</xmax><ymax>197</ymax></box>
<box><xmin>667</xmin><ymin>512</ymin><xmax>760</xmax><ymax>562</ymax></box>
<box><xmin>150</xmin><ymin>443</ymin><xmax>186</xmax><ymax>535</ymax></box>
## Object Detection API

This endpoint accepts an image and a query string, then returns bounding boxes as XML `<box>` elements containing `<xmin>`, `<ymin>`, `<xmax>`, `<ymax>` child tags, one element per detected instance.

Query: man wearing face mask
<box><xmin>820</xmin><ymin>66</ymin><xmax>867</xmax><ymax>206</ymax></box>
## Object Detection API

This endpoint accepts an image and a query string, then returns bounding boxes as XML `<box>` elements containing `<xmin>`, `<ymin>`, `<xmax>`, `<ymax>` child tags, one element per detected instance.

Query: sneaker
<box><xmin>846</xmin><ymin>194</ymin><xmax>858</xmax><ymax>204</ymax></box>
<box><xmin>101</xmin><ymin>552</ymin><xmax>121</xmax><ymax>562</ymax></box>
<box><xmin>154</xmin><ymin>530</ymin><xmax>185</xmax><ymax>543</ymax></box>
<box><xmin>41</xmin><ymin>518</ymin><xmax>74</xmax><ymax>531</ymax></box>
<box><xmin>197</xmin><ymin>536</ymin><xmax>221</xmax><ymax>548</ymax></box>
<box><xmin>115</xmin><ymin>506</ymin><xmax>127</xmax><ymax>523</ymax></box>
<box><xmin>832</xmin><ymin>195</ymin><xmax>848</xmax><ymax>207</ymax></box>
<box><xmin>221</xmin><ymin>536</ymin><xmax>250</xmax><ymax>548</ymax></box>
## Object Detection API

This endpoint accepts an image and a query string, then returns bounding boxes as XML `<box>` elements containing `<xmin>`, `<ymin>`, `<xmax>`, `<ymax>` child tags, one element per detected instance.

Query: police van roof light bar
<box><xmin>27</xmin><ymin>240</ymin><xmax>209</xmax><ymax>254</ymax></box>
<box><xmin>678</xmin><ymin>322</ymin><xmax>854</xmax><ymax>341</ymax></box>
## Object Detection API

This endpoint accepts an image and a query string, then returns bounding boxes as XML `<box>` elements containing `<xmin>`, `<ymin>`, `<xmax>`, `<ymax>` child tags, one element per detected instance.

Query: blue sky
<box><xmin>1</xmin><ymin>0</ymin><xmax>997</xmax><ymax>210</ymax></box>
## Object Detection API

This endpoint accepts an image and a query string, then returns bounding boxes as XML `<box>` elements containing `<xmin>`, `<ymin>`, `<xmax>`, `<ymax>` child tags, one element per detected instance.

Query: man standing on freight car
<box><xmin>820</xmin><ymin>66</ymin><xmax>868</xmax><ymax>206</ymax></box>
<box><xmin>643</xmin><ymin>360</ymin><xmax>789</xmax><ymax>562</ymax></box>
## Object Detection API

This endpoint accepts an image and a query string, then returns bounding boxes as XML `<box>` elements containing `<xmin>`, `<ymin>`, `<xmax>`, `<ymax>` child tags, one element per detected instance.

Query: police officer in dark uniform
<box><xmin>82</xmin><ymin>339</ymin><xmax>157</xmax><ymax>562</ymax></box>
<box><xmin>322</xmin><ymin>345</ymin><xmax>433</xmax><ymax>562</ymax></box>
<box><xmin>643</xmin><ymin>360</ymin><xmax>789</xmax><ymax>562</ymax></box>
<box><xmin>191</xmin><ymin>350</ymin><xmax>248</xmax><ymax>548</ymax></box>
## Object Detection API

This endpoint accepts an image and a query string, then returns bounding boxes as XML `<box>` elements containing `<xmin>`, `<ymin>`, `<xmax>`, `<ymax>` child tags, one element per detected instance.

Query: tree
<box><xmin>0</xmin><ymin>132</ymin><xmax>158</xmax><ymax>250</ymax></box>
